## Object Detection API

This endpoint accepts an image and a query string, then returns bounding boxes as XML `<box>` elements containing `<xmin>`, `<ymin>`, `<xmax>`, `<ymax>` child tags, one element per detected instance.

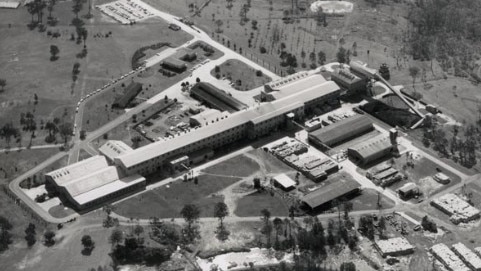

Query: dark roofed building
<box><xmin>301</xmin><ymin>178</ymin><xmax>361</xmax><ymax>209</ymax></box>
<box><xmin>113</xmin><ymin>82</ymin><xmax>142</xmax><ymax>108</ymax></box>
<box><xmin>161</xmin><ymin>57</ymin><xmax>187</xmax><ymax>72</ymax></box>
<box><xmin>308</xmin><ymin>115</ymin><xmax>373</xmax><ymax>148</ymax></box>
<box><xmin>348</xmin><ymin>135</ymin><xmax>395</xmax><ymax>165</ymax></box>
<box><xmin>331</xmin><ymin>68</ymin><xmax>365</xmax><ymax>92</ymax></box>
<box><xmin>190</xmin><ymin>82</ymin><xmax>247</xmax><ymax>113</ymax></box>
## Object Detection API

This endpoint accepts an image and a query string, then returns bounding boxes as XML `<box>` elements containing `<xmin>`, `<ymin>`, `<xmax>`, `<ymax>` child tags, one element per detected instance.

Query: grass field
<box><xmin>211</xmin><ymin>59</ymin><xmax>272</xmax><ymax>91</ymax></box>
<box><xmin>202</xmin><ymin>154</ymin><xmax>260</xmax><ymax>177</ymax></box>
<box><xmin>348</xmin><ymin>188</ymin><xmax>395</xmax><ymax>211</ymax></box>
<box><xmin>0</xmin><ymin>148</ymin><xmax>61</xmax><ymax>182</ymax></box>
<box><xmin>115</xmin><ymin>174</ymin><xmax>241</xmax><ymax>219</ymax></box>
<box><xmin>0</xmin><ymin>2</ymin><xmax>192</xmax><ymax>139</ymax></box>
<box><xmin>234</xmin><ymin>190</ymin><xmax>289</xmax><ymax>217</ymax></box>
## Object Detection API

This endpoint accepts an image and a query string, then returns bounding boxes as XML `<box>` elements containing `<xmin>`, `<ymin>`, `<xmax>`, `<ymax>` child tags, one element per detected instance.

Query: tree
<box><xmin>110</xmin><ymin>229</ymin><xmax>123</xmax><ymax>247</ymax></box>
<box><xmin>421</xmin><ymin>215</ymin><xmax>437</xmax><ymax>233</ymax></box>
<box><xmin>25</xmin><ymin>223</ymin><xmax>37</xmax><ymax>247</ymax></box>
<box><xmin>47</xmin><ymin>0</ymin><xmax>57</xmax><ymax>19</ymax></box>
<box><xmin>81</xmin><ymin>235</ymin><xmax>95</xmax><ymax>254</ymax></box>
<box><xmin>337</xmin><ymin>47</ymin><xmax>347</xmax><ymax>63</ymax></box>
<box><xmin>59</xmin><ymin>123</ymin><xmax>72</xmax><ymax>144</ymax></box>
<box><xmin>379</xmin><ymin>63</ymin><xmax>390</xmax><ymax>80</ymax></box>
<box><xmin>133</xmin><ymin>225</ymin><xmax>144</xmax><ymax>239</ymax></box>
<box><xmin>273</xmin><ymin>217</ymin><xmax>283</xmax><ymax>245</ymax></box>
<box><xmin>253</xmin><ymin>177</ymin><xmax>261</xmax><ymax>189</ymax></box>
<box><xmin>180</xmin><ymin>204</ymin><xmax>201</xmax><ymax>242</ymax></box>
<box><xmin>44</xmin><ymin>230</ymin><xmax>56</xmax><ymax>246</ymax></box>
<box><xmin>409</xmin><ymin>66</ymin><xmax>420</xmax><ymax>89</ymax></box>
<box><xmin>317</xmin><ymin>51</ymin><xmax>326</xmax><ymax>65</ymax></box>
<box><xmin>50</xmin><ymin>45</ymin><xmax>60</xmax><ymax>61</ymax></box>
<box><xmin>0</xmin><ymin>79</ymin><xmax>6</xmax><ymax>91</ymax></box>
<box><xmin>214</xmin><ymin>202</ymin><xmax>228</xmax><ymax>227</ymax></box>
<box><xmin>215</xmin><ymin>19</ymin><xmax>223</xmax><ymax>33</ymax></box>
<box><xmin>0</xmin><ymin>216</ymin><xmax>13</xmax><ymax>252</ymax></box>
<box><xmin>260</xmin><ymin>209</ymin><xmax>272</xmax><ymax>247</ymax></box>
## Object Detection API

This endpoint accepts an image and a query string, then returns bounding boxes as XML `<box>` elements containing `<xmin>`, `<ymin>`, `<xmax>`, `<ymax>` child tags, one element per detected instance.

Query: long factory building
<box><xmin>46</xmin><ymin>71</ymin><xmax>341</xmax><ymax>210</ymax></box>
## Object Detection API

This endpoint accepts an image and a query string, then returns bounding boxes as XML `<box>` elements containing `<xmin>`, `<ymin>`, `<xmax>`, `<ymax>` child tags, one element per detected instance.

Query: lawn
<box><xmin>115</xmin><ymin>174</ymin><xmax>241</xmax><ymax>219</ymax></box>
<box><xmin>0</xmin><ymin>148</ymin><xmax>61</xmax><ymax>182</ymax></box>
<box><xmin>19</xmin><ymin>155</ymin><xmax>68</xmax><ymax>189</ymax></box>
<box><xmin>234</xmin><ymin>190</ymin><xmax>289</xmax><ymax>217</ymax></box>
<box><xmin>246</xmin><ymin>149</ymin><xmax>294</xmax><ymax>175</ymax></box>
<box><xmin>211</xmin><ymin>59</ymin><xmax>272</xmax><ymax>91</ymax></box>
<box><xmin>0</xmin><ymin>2</ymin><xmax>192</xmax><ymax>140</ymax></box>
<box><xmin>202</xmin><ymin>154</ymin><xmax>260</xmax><ymax>177</ymax></box>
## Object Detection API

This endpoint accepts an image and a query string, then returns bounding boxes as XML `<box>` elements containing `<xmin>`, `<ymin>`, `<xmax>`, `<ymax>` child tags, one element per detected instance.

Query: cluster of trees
<box><xmin>423</xmin><ymin>116</ymin><xmax>476</xmax><ymax>167</ymax></box>
<box><xmin>81</xmin><ymin>235</ymin><xmax>95</xmax><ymax>255</ymax></box>
<box><xmin>0</xmin><ymin>216</ymin><xmax>13</xmax><ymax>253</ymax></box>
<box><xmin>25</xmin><ymin>223</ymin><xmax>37</xmax><ymax>247</ymax></box>
<box><xmin>406</xmin><ymin>0</ymin><xmax>481</xmax><ymax>76</ymax></box>
<box><xmin>421</xmin><ymin>215</ymin><xmax>437</xmax><ymax>233</ymax></box>
<box><xmin>110</xmin><ymin>227</ymin><xmax>172</xmax><ymax>266</ymax></box>
<box><xmin>0</xmin><ymin>122</ymin><xmax>20</xmax><ymax>147</ymax></box>
<box><xmin>336</xmin><ymin>47</ymin><xmax>351</xmax><ymax>64</ymax></box>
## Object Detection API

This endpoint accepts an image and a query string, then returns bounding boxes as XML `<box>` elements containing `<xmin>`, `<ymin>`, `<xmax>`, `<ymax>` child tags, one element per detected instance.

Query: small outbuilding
<box><xmin>397</xmin><ymin>182</ymin><xmax>420</xmax><ymax>200</ymax></box>
<box><xmin>375</xmin><ymin>237</ymin><xmax>415</xmax><ymax>257</ymax></box>
<box><xmin>433</xmin><ymin>172</ymin><xmax>450</xmax><ymax>184</ymax></box>
<box><xmin>273</xmin><ymin>173</ymin><xmax>296</xmax><ymax>191</ymax></box>
<box><xmin>161</xmin><ymin>57</ymin><xmax>187</xmax><ymax>73</ymax></box>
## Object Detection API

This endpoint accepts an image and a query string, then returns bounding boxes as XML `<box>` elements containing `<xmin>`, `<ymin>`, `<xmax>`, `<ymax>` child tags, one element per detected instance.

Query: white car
<box><xmin>86</xmin><ymin>94</ymin><xmax>90</xmax><ymax>98</ymax></box>
<box><xmin>120</xmin><ymin>75</ymin><xmax>125</xmax><ymax>79</ymax></box>
<box><xmin>75</xmin><ymin>106</ymin><xmax>79</xmax><ymax>113</ymax></box>
<box><xmin>77</xmin><ymin>102</ymin><xmax>81</xmax><ymax>106</ymax></box>
<box><xmin>80</xmin><ymin>98</ymin><xmax>84</xmax><ymax>102</ymax></box>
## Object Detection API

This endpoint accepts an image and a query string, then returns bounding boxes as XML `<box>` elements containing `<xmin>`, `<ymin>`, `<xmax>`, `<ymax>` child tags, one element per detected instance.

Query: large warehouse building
<box><xmin>301</xmin><ymin>178</ymin><xmax>361</xmax><ymax>210</ymax></box>
<box><xmin>347</xmin><ymin>135</ymin><xmax>396</xmax><ymax>165</ymax></box>
<box><xmin>308</xmin><ymin>114</ymin><xmax>373</xmax><ymax>148</ymax></box>
<box><xmin>45</xmin><ymin>156</ymin><xmax>146</xmax><ymax>210</ymax></box>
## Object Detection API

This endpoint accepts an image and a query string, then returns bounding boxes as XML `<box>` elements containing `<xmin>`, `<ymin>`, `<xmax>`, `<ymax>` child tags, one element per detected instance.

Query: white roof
<box><xmin>46</xmin><ymin>155</ymin><xmax>108</xmax><ymax>185</ymax></box>
<box><xmin>273</xmin><ymin>173</ymin><xmax>296</xmax><ymax>188</ymax></box>
<box><xmin>73</xmin><ymin>174</ymin><xmax>145</xmax><ymax>205</ymax></box>
<box><xmin>190</xmin><ymin>109</ymin><xmax>230</xmax><ymax>125</ymax></box>
<box><xmin>398</xmin><ymin>182</ymin><xmax>418</xmax><ymax>193</ymax></box>
<box><xmin>116</xmin><ymin>79</ymin><xmax>340</xmax><ymax>169</ymax></box>
<box><xmin>375</xmin><ymin>237</ymin><xmax>414</xmax><ymax>254</ymax></box>
<box><xmin>434</xmin><ymin>172</ymin><xmax>450</xmax><ymax>181</ymax></box>
<box><xmin>452</xmin><ymin>242</ymin><xmax>481</xmax><ymax>270</ymax></box>
<box><xmin>99</xmin><ymin>140</ymin><xmax>133</xmax><ymax>160</ymax></box>
<box><xmin>432</xmin><ymin>194</ymin><xmax>480</xmax><ymax>219</ymax></box>
<box><xmin>0</xmin><ymin>0</ymin><xmax>20</xmax><ymax>8</ymax></box>
<box><xmin>431</xmin><ymin>243</ymin><xmax>470</xmax><ymax>271</ymax></box>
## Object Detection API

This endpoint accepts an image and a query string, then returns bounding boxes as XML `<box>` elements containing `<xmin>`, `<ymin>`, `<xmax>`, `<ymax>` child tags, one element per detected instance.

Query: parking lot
<box><xmin>97</xmin><ymin>0</ymin><xmax>155</xmax><ymax>24</ymax></box>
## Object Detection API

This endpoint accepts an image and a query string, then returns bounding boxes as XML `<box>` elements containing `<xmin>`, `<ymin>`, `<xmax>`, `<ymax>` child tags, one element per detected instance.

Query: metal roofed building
<box><xmin>431</xmin><ymin>243</ymin><xmax>471</xmax><ymax>271</ymax></box>
<box><xmin>190</xmin><ymin>82</ymin><xmax>248</xmax><ymax>113</ymax></box>
<box><xmin>189</xmin><ymin>109</ymin><xmax>230</xmax><ymax>127</ymax></box>
<box><xmin>308</xmin><ymin>114</ymin><xmax>373</xmax><ymax>148</ymax></box>
<box><xmin>397</xmin><ymin>182</ymin><xmax>419</xmax><ymax>199</ymax></box>
<box><xmin>112</xmin><ymin>81</ymin><xmax>143</xmax><ymax>108</ymax></box>
<box><xmin>161</xmin><ymin>57</ymin><xmax>187</xmax><ymax>72</ymax></box>
<box><xmin>451</xmin><ymin>242</ymin><xmax>481</xmax><ymax>271</ymax></box>
<box><xmin>347</xmin><ymin>135</ymin><xmax>395</xmax><ymax>165</ymax></box>
<box><xmin>330</xmin><ymin>67</ymin><xmax>365</xmax><ymax>92</ymax></box>
<box><xmin>45</xmin><ymin>155</ymin><xmax>145</xmax><ymax>210</ymax></box>
<box><xmin>374</xmin><ymin>237</ymin><xmax>415</xmax><ymax>257</ymax></box>
<box><xmin>301</xmin><ymin>178</ymin><xmax>361</xmax><ymax>209</ymax></box>
<box><xmin>99</xmin><ymin>140</ymin><xmax>134</xmax><ymax>162</ymax></box>
<box><xmin>115</xmin><ymin>80</ymin><xmax>341</xmax><ymax>176</ymax></box>
<box><xmin>431</xmin><ymin>193</ymin><xmax>481</xmax><ymax>224</ymax></box>
<box><xmin>273</xmin><ymin>173</ymin><xmax>296</xmax><ymax>190</ymax></box>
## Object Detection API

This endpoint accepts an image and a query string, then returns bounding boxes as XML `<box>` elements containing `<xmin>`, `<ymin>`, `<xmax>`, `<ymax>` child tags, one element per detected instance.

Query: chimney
<box><xmin>389</xmin><ymin>128</ymin><xmax>398</xmax><ymax>145</ymax></box>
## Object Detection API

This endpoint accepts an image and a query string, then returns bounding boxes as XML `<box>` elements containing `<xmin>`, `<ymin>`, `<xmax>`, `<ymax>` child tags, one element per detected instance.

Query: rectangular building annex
<box><xmin>374</xmin><ymin>237</ymin><xmax>415</xmax><ymax>257</ymax></box>
<box><xmin>347</xmin><ymin>135</ymin><xmax>395</xmax><ymax>165</ymax></box>
<box><xmin>190</xmin><ymin>82</ymin><xmax>248</xmax><ymax>113</ymax></box>
<box><xmin>431</xmin><ymin>243</ymin><xmax>470</xmax><ymax>271</ymax></box>
<box><xmin>301</xmin><ymin>178</ymin><xmax>361</xmax><ymax>210</ymax></box>
<box><xmin>451</xmin><ymin>242</ymin><xmax>481</xmax><ymax>271</ymax></box>
<box><xmin>431</xmin><ymin>194</ymin><xmax>480</xmax><ymax>224</ymax></box>
<box><xmin>308</xmin><ymin>114</ymin><xmax>373</xmax><ymax>148</ymax></box>
<box><xmin>45</xmin><ymin>156</ymin><xmax>146</xmax><ymax>210</ymax></box>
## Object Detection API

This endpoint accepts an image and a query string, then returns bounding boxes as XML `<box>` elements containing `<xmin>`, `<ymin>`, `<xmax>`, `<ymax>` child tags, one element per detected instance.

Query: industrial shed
<box><xmin>308</xmin><ymin>115</ymin><xmax>373</xmax><ymax>147</ymax></box>
<box><xmin>330</xmin><ymin>68</ymin><xmax>365</xmax><ymax>92</ymax></box>
<box><xmin>112</xmin><ymin>82</ymin><xmax>142</xmax><ymax>108</ymax></box>
<box><xmin>301</xmin><ymin>178</ymin><xmax>361</xmax><ymax>210</ymax></box>
<box><xmin>161</xmin><ymin>57</ymin><xmax>187</xmax><ymax>72</ymax></box>
<box><xmin>190</xmin><ymin>82</ymin><xmax>247</xmax><ymax>113</ymax></box>
<box><xmin>347</xmin><ymin>135</ymin><xmax>395</xmax><ymax>165</ymax></box>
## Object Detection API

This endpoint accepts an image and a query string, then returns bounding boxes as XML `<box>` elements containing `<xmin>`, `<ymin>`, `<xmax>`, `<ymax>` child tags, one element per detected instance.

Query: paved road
<box><xmin>0</xmin><ymin>144</ymin><xmax>63</xmax><ymax>153</ymax></box>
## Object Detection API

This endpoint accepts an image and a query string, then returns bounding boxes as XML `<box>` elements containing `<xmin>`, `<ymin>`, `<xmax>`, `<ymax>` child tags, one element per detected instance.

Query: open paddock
<box><xmin>115</xmin><ymin>174</ymin><xmax>241</xmax><ymax>219</ymax></box>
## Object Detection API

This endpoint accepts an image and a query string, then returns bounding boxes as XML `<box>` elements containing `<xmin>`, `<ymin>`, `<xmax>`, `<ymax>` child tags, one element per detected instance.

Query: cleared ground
<box><xmin>201</xmin><ymin>154</ymin><xmax>260</xmax><ymax>177</ymax></box>
<box><xmin>0</xmin><ymin>148</ymin><xmax>61</xmax><ymax>181</ymax></box>
<box><xmin>115</xmin><ymin>174</ymin><xmax>241</xmax><ymax>219</ymax></box>
<box><xmin>234</xmin><ymin>190</ymin><xmax>289</xmax><ymax>217</ymax></box>
<box><xmin>211</xmin><ymin>59</ymin><xmax>271</xmax><ymax>91</ymax></box>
